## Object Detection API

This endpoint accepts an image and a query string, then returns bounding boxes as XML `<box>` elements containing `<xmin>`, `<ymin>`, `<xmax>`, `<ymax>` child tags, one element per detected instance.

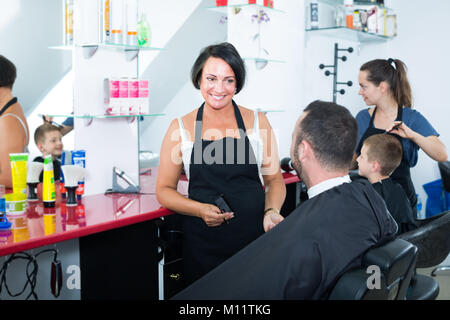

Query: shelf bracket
<box><xmin>83</xmin><ymin>114</ymin><xmax>93</xmax><ymax>127</ymax></box>
<box><xmin>82</xmin><ymin>45</ymin><xmax>98</xmax><ymax>59</ymax></box>
<box><xmin>124</xmin><ymin>49</ymin><xmax>139</xmax><ymax>62</ymax></box>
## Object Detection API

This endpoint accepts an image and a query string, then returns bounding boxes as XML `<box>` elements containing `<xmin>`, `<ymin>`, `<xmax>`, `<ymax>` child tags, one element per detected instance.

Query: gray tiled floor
<box><xmin>417</xmin><ymin>267</ymin><xmax>450</xmax><ymax>300</ymax></box>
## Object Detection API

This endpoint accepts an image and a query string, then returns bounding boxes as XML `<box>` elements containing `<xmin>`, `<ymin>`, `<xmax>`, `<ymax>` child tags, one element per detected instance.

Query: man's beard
<box><xmin>292</xmin><ymin>148</ymin><xmax>304</xmax><ymax>182</ymax></box>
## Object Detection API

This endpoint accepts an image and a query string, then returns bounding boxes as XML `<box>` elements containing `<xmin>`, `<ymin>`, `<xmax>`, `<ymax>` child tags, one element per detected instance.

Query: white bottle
<box><xmin>111</xmin><ymin>0</ymin><xmax>124</xmax><ymax>44</ymax></box>
<box><xmin>65</xmin><ymin>0</ymin><xmax>74</xmax><ymax>45</ymax></box>
<box><xmin>310</xmin><ymin>0</ymin><xmax>319</xmax><ymax>29</ymax></box>
<box><xmin>125</xmin><ymin>0</ymin><xmax>138</xmax><ymax>46</ymax></box>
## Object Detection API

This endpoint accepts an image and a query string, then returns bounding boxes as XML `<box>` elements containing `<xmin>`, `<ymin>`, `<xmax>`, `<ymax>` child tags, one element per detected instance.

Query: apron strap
<box><xmin>0</xmin><ymin>97</ymin><xmax>18</xmax><ymax>116</ymax></box>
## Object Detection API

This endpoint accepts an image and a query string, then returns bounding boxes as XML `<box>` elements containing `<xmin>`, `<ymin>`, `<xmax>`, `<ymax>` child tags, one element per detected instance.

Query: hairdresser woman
<box><xmin>353</xmin><ymin>58</ymin><xmax>447</xmax><ymax>217</ymax></box>
<box><xmin>156</xmin><ymin>42</ymin><xmax>286</xmax><ymax>287</ymax></box>
<box><xmin>0</xmin><ymin>55</ymin><xmax>30</xmax><ymax>188</ymax></box>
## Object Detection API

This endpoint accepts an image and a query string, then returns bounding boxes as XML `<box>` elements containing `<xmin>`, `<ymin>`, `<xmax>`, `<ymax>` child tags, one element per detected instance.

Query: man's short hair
<box><xmin>34</xmin><ymin>123</ymin><xmax>61</xmax><ymax>145</ymax></box>
<box><xmin>364</xmin><ymin>134</ymin><xmax>403</xmax><ymax>176</ymax></box>
<box><xmin>0</xmin><ymin>55</ymin><xmax>17</xmax><ymax>89</ymax></box>
<box><xmin>295</xmin><ymin>100</ymin><xmax>358</xmax><ymax>171</ymax></box>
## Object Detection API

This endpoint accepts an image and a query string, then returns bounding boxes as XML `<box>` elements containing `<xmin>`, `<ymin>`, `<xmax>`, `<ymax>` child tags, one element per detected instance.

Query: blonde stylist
<box><xmin>0</xmin><ymin>55</ymin><xmax>30</xmax><ymax>188</ymax></box>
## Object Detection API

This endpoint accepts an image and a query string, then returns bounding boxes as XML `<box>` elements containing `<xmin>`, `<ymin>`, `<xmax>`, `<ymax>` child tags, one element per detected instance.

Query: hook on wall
<box><xmin>318</xmin><ymin>43</ymin><xmax>353</xmax><ymax>103</ymax></box>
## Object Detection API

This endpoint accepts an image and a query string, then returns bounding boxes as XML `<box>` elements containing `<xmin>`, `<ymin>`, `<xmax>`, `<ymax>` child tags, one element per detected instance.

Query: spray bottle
<box><xmin>137</xmin><ymin>13</ymin><xmax>151</xmax><ymax>47</ymax></box>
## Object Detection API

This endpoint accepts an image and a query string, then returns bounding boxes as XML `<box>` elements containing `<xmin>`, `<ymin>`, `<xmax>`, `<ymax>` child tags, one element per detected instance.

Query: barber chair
<box><xmin>429</xmin><ymin>161</ymin><xmax>450</xmax><ymax>276</ymax></box>
<box><xmin>329</xmin><ymin>238</ymin><xmax>417</xmax><ymax>300</ymax></box>
<box><xmin>398</xmin><ymin>210</ymin><xmax>450</xmax><ymax>300</ymax></box>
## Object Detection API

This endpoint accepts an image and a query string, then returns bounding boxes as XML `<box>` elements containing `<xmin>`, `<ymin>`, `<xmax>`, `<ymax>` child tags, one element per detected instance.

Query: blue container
<box><xmin>423</xmin><ymin>179</ymin><xmax>449</xmax><ymax>217</ymax></box>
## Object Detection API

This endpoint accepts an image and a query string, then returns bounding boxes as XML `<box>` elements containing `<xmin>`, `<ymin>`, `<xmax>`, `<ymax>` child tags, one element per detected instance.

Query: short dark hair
<box><xmin>191</xmin><ymin>42</ymin><xmax>246</xmax><ymax>94</ymax></box>
<box><xmin>364</xmin><ymin>134</ymin><xmax>402</xmax><ymax>176</ymax></box>
<box><xmin>0</xmin><ymin>55</ymin><xmax>17</xmax><ymax>89</ymax></box>
<box><xmin>295</xmin><ymin>100</ymin><xmax>358</xmax><ymax>171</ymax></box>
<box><xmin>34</xmin><ymin>123</ymin><xmax>61</xmax><ymax>145</ymax></box>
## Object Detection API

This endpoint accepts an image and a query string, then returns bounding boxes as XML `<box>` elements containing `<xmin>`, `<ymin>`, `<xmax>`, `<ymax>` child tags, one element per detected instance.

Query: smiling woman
<box><xmin>155</xmin><ymin>42</ymin><xmax>286</xmax><ymax>288</ymax></box>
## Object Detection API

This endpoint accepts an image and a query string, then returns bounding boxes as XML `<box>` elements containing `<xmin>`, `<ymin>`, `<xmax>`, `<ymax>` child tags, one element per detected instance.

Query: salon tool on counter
<box><xmin>105</xmin><ymin>166</ymin><xmax>140</xmax><ymax>194</ymax></box>
<box><xmin>61</xmin><ymin>165</ymin><xmax>87</xmax><ymax>206</ymax></box>
<box><xmin>26</xmin><ymin>162</ymin><xmax>44</xmax><ymax>201</ymax></box>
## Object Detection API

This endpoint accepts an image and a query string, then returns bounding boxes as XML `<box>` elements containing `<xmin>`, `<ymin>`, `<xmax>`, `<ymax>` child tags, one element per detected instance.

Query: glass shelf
<box><xmin>243</xmin><ymin>57</ymin><xmax>285</xmax><ymax>63</ymax></box>
<box><xmin>44</xmin><ymin>113</ymin><xmax>165</xmax><ymax>119</ymax></box>
<box><xmin>42</xmin><ymin>113</ymin><xmax>165</xmax><ymax>127</ymax></box>
<box><xmin>49</xmin><ymin>43</ymin><xmax>164</xmax><ymax>51</ymax></box>
<box><xmin>206</xmin><ymin>4</ymin><xmax>285</xmax><ymax>14</ymax></box>
<box><xmin>49</xmin><ymin>43</ymin><xmax>163</xmax><ymax>60</ymax></box>
<box><xmin>258</xmin><ymin>109</ymin><xmax>285</xmax><ymax>113</ymax></box>
<box><xmin>317</xmin><ymin>0</ymin><xmax>392</xmax><ymax>11</ymax></box>
<box><xmin>305</xmin><ymin>26</ymin><xmax>393</xmax><ymax>42</ymax></box>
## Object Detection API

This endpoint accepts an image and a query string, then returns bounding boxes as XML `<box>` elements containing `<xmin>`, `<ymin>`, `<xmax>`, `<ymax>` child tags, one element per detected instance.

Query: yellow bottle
<box><xmin>9</xmin><ymin>153</ymin><xmax>28</xmax><ymax>196</ymax></box>
<box><xmin>43</xmin><ymin>155</ymin><xmax>56</xmax><ymax>208</ymax></box>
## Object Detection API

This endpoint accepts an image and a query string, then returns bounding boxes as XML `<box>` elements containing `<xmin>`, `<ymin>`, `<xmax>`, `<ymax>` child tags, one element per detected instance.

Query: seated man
<box><xmin>173</xmin><ymin>100</ymin><xmax>398</xmax><ymax>300</ymax></box>
<box><xmin>356</xmin><ymin>133</ymin><xmax>417</xmax><ymax>234</ymax></box>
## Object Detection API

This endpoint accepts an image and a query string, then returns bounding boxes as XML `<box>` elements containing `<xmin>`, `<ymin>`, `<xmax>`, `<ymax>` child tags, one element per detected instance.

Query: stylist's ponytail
<box><xmin>360</xmin><ymin>58</ymin><xmax>413</xmax><ymax>108</ymax></box>
<box><xmin>390</xmin><ymin>59</ymin><xmax>412</xmax><ymax>108</ymax></box>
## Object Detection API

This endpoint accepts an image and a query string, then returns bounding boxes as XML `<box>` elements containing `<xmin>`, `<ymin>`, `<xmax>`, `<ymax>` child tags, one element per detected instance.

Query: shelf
<box><xmin>49</xmin><ymin>43</ymin><xmax>163</xmax><ymax>60</ymax></box>
<box><xmin>45</xmin><ymin>113</ymin><xmax>165</xmax><ymax>119</ymax></box>
<box><xmin>258</xmin><ymin>109</ymin><xmax>285</xmax><ymax>113</ymax></box>
<box><xmin>305</xmin><ymin>26</ymin><xmax>393</xmax><ymax>42</ymax></box>
<box><xmin>243</xmin><ymin>57</ymin><xmax>285</xmax><ymax>63</ymax></box>
<box><xmin>206</xmin><ymin>4</ymin><xmax>284</xmax><ymax>14</ymax></box>
<box><xmin>49</xmin><ymin>43</ymin><xmax>164</xmax><ymax>51</ymax></box>
<box><xmin>41</xmin><ymin>113</ymin><xmax>165</xmax><ymax>126</ymax></box>
<box><xmin>317</xmin><ymin>0</ymin><xmax>391</xmax><ymax>10</ymax></box>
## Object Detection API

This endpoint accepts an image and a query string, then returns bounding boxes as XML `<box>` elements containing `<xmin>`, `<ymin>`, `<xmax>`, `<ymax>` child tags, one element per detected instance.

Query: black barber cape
<box><xmin>372</xmin><ymin>178</ymin><xmax>418</xmax><ymax>235</ymax></box>
<box><xmin>173</xmin><ymin>179</ymin><xmax>398</xmax><ymax>300</ymax></box>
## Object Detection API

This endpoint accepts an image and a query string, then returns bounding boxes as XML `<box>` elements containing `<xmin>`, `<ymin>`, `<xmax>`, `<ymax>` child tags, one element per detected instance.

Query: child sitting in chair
<box><xmin>357</xmin><ymin>133</ymin><xmax>417</xmax><ymax>234</ymax></box>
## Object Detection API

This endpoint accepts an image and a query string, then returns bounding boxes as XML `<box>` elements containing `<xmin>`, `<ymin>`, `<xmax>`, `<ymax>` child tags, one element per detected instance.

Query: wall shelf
<box><xmin>305</xmin><ymin>26</ymin><xmax>393</xmax><ymax>43</ymax></box>
<box><xmin>42</xmin><ymin>113</ymin><xmax>165</xmax><ymax>126</ymax></box>
<box><xmin>318</xmin><ymin>0</ymin><xmax>390</xmax><ymax>8</ymax></box>
<box><xmin>49</xmin><ymin>43</ymin><xmax>164</xmax><ymax>60</ymax></box>
<box><xmin>206</xmin><ymin>4</ymin><xmax>284</xmax><ymax>14</ymax></box>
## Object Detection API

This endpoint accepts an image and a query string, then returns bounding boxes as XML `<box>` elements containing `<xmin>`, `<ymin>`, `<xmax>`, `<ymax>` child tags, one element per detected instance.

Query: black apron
<box><xmin>0</xmin><ymin>97</ymin><xmax>17</xmax><ymax>116</ymax></box>
<box><xmin>182</xmin><ymin>101</ymin><xmax>265</xmax><ymax>286</ymax></box>
<box><xmin>356</xmin><ymin>106</ymin><xmax>417</xmax><ymax>217</ymax></box>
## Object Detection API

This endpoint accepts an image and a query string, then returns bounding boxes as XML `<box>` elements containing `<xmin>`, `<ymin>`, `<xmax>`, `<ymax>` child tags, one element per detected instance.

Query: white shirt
<box><xmin>307</xmin><ymin>175</ymin><xmax>352</xmax><ymax>199</ymax></box>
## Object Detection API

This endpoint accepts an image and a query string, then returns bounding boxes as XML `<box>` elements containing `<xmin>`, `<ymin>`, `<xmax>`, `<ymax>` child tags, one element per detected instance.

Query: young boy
<box><xmin>33</xmin><ymin>123</ymin><xmax>64</xmax><ymax>182</ymax></box>
<box><xmin>357</xmin><ymin>133</ymin><xmax>417</xmax><ymax>234</ymax></box>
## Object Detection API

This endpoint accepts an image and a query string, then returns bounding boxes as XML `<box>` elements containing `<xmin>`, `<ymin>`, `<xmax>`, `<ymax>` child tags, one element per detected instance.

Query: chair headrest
<box><xmin>439</xmin><ymin>161</ymin><xmax>450</xmax><ymax>192</ymax></box>
<box><xmin>363</xmin><ymin>238</ymin><xmax>417</xmax><ymax>286</ymax></box>
<box><xmin>398</xmin><ymin>211</ymin><xmax>450</xmax><ymax>267</ymax></box>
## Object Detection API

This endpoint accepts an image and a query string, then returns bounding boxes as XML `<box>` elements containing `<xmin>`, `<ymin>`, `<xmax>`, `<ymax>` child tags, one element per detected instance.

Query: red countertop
<box><xmin>0</xmin><ymin>168</ymin><xmax>299</xmax><ymax>256</ymax></box>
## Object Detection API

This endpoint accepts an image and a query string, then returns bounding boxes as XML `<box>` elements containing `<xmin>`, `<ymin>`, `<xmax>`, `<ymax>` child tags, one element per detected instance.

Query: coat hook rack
<box><xmin>319</xmin><ymin>43</ymin><xmax>353</xmax><ymax>103</ymax></box>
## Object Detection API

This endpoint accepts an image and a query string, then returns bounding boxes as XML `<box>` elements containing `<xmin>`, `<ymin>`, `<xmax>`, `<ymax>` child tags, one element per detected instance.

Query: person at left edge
<box><xmin>156</xmin><ymin>42</ymin><xmax>286</xmax><ymax>287</ymax></box>
<box><xmin>0</xmin><ymin>55</ymin><xmax>30</xmax><ymax>188</ymax></box>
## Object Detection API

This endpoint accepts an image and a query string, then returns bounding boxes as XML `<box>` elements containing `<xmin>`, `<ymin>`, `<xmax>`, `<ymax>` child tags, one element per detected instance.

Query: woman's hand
<box><xmin>387</xmin><ymin>121</ymin><xmax>414</xmax><ymax>139</ymax></box>
<box><xmin>263</xmin><ymin>210</ymin><xmax>284</xmax><ymax>232</ymax></box>
<box><xmin>387</xmin><ymin>121</ymin><xmax>448</xmax><ymax>162</ymax></box>
<box><xmin>199</xmin><ymin>203</ymin><xmax>234</xmax><ymax>227</ymax></box>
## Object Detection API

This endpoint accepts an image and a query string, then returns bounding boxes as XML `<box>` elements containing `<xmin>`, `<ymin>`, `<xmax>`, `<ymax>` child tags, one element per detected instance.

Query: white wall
<box><xmin>387</xmin><ymin>0</ymin><xmax>450</xmax><ymax>209</ymax></box>
<box><xmin>140</xmin><ymin>0</ymin><xmax>305</xmax><ymax>162</ymax></box>
<box><xmin>0</xmin><ymin>0</ymin><xmax>72</xmax><ymax>116</ymax></box>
